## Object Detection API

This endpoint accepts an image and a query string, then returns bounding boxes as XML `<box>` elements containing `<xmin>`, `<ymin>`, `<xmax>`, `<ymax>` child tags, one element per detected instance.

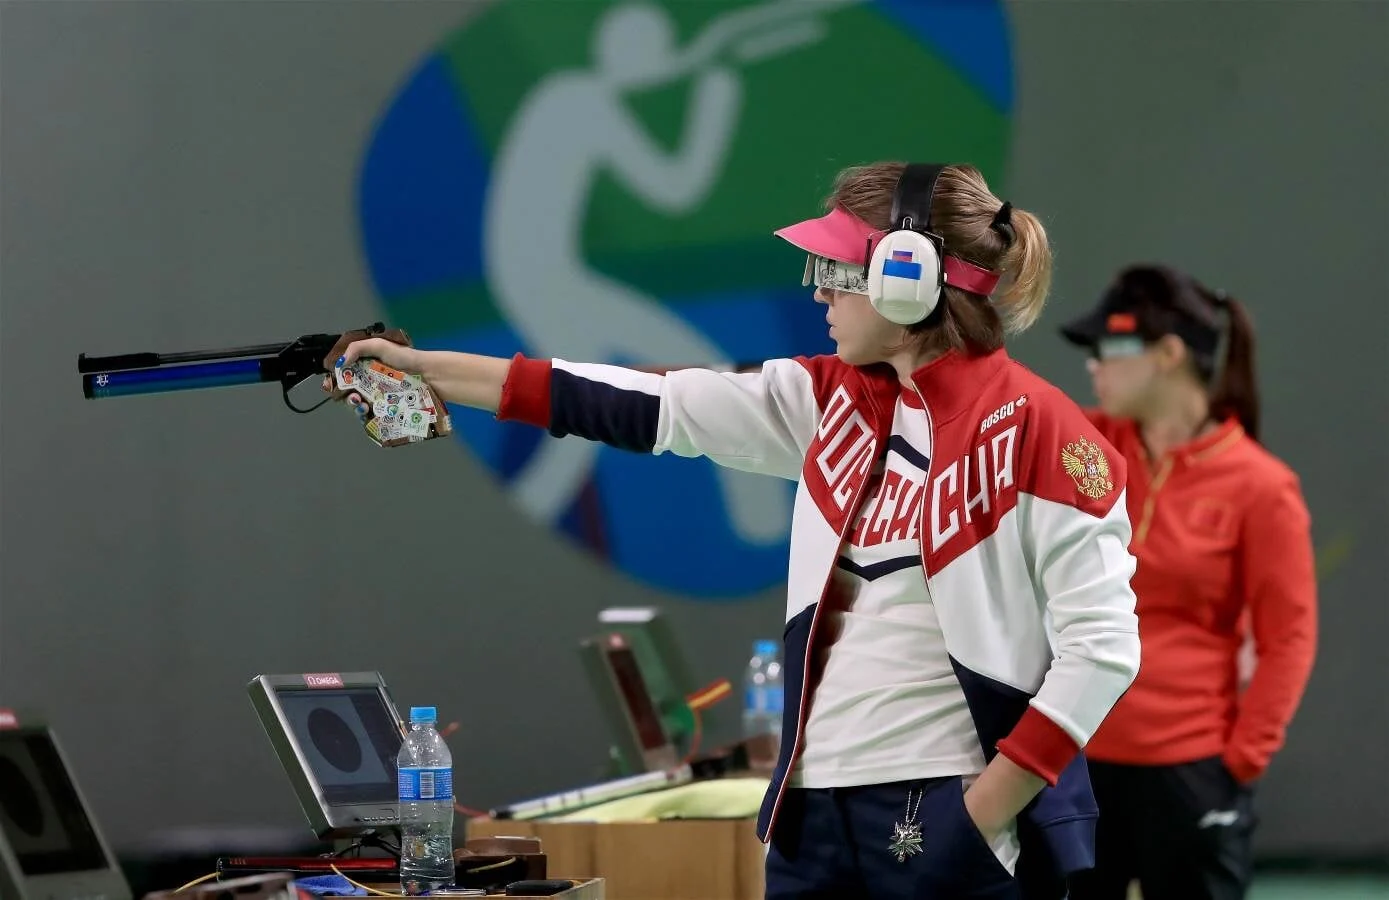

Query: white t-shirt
<box><xmin>789</xmin><ymin>389</ymin><xmax>1019</xmax><ymax>872</ymax></box>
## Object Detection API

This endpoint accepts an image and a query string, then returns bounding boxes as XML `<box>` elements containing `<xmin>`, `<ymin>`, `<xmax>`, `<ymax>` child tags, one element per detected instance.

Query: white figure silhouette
<box><xmin>482</xmin><ymin>0</ymin><xmax>859</xmax><ymax>544</ymax></box>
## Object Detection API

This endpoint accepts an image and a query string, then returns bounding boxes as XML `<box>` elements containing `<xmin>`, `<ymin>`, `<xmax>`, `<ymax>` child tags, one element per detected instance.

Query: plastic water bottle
<box><xmin>743</xmin><ymin>640</ymin><xmax>784</xmax><ymax>742</ymax></box>
<box><xmin>397</xmin><ymin>706</ymin><xmax>454</xmax><ymax>894</ymax></box>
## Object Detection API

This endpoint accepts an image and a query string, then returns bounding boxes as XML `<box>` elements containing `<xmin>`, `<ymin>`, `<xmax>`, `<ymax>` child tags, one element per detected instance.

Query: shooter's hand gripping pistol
<box><xmin>78</xmin><ymin>322</ymin><xmax>452</xmax><ymax>447</ymax></box>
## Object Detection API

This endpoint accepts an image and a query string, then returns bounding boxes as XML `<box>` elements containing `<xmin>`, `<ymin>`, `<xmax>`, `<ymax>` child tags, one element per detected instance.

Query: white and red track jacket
<box><xmin>497</xmin><ymin>346</ymin><xmax>1141</xmax><ymax>876</ymax></box>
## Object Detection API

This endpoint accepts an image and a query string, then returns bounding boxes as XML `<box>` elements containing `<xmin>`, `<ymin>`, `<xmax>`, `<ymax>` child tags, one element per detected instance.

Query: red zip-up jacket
<box><xmin>1081</xmin><ymin>412</ymin><xmax>1318</xmax><ymax>783</ymax></box>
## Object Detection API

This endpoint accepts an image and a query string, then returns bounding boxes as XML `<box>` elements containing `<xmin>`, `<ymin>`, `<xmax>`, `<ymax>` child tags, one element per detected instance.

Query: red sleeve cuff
<box><xmin>996</xmin><ymin>707</ymin><xmax>1082</xmax><ymax>786</ymax></box>
<box><xmin>496</xmin><ymin>353</ymin><xmax>552</xmax><ymax>427</ymax></box>
<box><xmin>1221</xmin><ymin>747</ymin><xmax>1264</xmax><ymax>785</ymax></box>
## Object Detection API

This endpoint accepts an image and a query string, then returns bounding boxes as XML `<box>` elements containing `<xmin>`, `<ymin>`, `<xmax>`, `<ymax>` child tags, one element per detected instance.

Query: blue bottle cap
<box><xmin>409</xmin><ymin>706</ymin><xmax>437</xmax><ymax>724</ymax></box>
<box><xmin>754</xmin><ymin>639</ymin><xmax>778</xmax><ymax>656</ymax></box>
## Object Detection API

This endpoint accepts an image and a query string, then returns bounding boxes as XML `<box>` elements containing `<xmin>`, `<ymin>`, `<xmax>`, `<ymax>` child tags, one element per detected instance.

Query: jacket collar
<box><xmin>906</xmin><ymin>348</ymin><xmax>1012</xmax><ymax>424</ymax></box>
<box><xmin>1125</xmin><ymin>416</ymin><xmax>1244</xmax><ymax>467</ymax></box>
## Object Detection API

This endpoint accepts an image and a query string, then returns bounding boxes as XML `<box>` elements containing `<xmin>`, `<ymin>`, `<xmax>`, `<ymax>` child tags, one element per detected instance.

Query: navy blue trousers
<box><xmin>765</xmin><ymin>776</ymin><xmax>1021</xmax><ymax>900</ymax></box>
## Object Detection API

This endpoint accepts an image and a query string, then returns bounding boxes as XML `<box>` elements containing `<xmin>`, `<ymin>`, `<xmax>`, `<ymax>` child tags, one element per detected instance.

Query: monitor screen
<box><xmin>0</xmin><ymin>730</ymin><xmax>109</xmax><ymax>876</ymax></box>
<box><xmin>273</xmin><ymin>687</ymin><xmax>402</xmax><ymax>807</ymax></box>
<box><xmin>604</xmin><ymin>640</ymin><xmax>669</xmax><ymax>753</ymax></box>
<box><xmin>596</xmin><ymin>607</ymin><xmax>696</xmax><ymax>736</ymax></box>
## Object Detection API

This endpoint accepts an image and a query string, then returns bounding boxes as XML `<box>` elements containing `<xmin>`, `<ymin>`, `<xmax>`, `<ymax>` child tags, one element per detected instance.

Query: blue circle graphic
<box><xmin>356</xmin><ymin>0</ymin><xmax>1014</xmax><ymax>599</ymax></box>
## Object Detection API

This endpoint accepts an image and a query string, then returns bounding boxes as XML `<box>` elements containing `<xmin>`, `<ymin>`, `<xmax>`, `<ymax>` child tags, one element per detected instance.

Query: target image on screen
<box><xmin>0</xmin><ymin>732</ymin><xmax>107</xmax><ymax>876</ymax></box>
<box><xmin>276</xmin><ymin>688</ymin><xmax>402</xmax><ymax>806</ymax></box>
<box><xmin>606</xmin><ymin>644</ymin><xmax>670</xmax><ymax>753</ymax></box>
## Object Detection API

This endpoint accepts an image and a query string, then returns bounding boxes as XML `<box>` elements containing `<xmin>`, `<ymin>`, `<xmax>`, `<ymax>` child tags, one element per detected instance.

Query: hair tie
<box><xmin>990</xmin><ymin>201</ymin><xmax>1014</xmax><ymax>246</ymax></box>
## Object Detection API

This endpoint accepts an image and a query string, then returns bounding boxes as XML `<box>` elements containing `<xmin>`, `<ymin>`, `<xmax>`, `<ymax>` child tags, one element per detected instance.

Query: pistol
<box><xmin>77</xmin><ymin>322</ymin><xmax>452</xmax><ymax>447</ymax></box>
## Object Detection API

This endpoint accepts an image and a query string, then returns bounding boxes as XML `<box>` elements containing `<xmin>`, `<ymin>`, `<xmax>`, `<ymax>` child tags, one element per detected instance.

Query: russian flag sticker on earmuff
<box><xmin>868</xmin><ymin>226</ymin><xmax>945</xmax><ymax>325</ymax></box>
<box><xmin>884</xmin><ymin>249</ymin><xmax>922</xmax><ymax>281</ymax></box>
<box><xmin>866</xmin><ymin>163</ymin><xmax>1002</xmax><ymax>325</ymax></box>
<box><xmin>866</xmin><ymin>163</ymin><xmax>949</xmax><ymax>325</ymax></box>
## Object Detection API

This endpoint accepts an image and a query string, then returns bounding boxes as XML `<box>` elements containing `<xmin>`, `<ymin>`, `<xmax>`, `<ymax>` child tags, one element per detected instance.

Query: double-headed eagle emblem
<box><xmin>1062</xmin><ymin>437</ymin><xmax>1114</xmax><ymax>500</ymax></box>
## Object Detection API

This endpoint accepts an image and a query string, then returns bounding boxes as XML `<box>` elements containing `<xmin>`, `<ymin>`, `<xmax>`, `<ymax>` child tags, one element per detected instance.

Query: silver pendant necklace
<box><xmin>888</xmin><ymin>786</ymin><xmax>925</xmax><ymax>862</ymax></box>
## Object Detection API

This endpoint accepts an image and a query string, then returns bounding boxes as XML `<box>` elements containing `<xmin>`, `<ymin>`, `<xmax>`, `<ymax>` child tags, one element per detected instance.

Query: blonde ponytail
<box><xmin>994</xmin><ymin>206</ymin><xmax>1052</xmax><ymax>334</ymax></box>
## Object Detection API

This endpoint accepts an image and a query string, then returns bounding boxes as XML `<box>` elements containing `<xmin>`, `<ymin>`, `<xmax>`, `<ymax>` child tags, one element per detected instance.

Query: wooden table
<box><xmin>468</xmin><ymin>818</ymin><xmax>763</xmax><ymax>900</ymax></box>
<box><xmin>324</xmin><ymin>878</ymin><xmax>604</xmax><ymax>899</ymax></box>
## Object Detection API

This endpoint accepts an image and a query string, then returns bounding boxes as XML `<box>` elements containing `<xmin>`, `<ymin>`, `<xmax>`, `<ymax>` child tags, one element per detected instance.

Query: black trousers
<box><xmin>1068</xmin><ymin>757</ymin><xmax>1256</xmax><ymax>900</ymax></box>
<box><xmin>764</xmin><ymin>776</ymin><xmax>1020</xmax><ymax>900</ymax></box>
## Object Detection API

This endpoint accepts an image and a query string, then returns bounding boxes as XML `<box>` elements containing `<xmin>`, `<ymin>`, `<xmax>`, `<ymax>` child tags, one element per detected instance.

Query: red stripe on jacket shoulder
<box><xmin>1020</xmin><ymin>395</ymin><xmax>1127</xmax><ymax>517</ymax></box>
<box><xmin>794</xmin><ymin>354</ymin><xmax>858</xmax><ymax>411</ymax></box>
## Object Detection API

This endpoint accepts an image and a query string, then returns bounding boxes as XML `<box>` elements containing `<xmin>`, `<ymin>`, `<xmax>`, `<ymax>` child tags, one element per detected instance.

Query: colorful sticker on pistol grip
<box><xmin>367</xmin><ymin>360</ymin><xmax>407</xmax><ymax>390</ymax></box>
<box><xmin>401</xmin><ymin>409</ymin><xmax>430</xmax><ymax>438</ymax></box>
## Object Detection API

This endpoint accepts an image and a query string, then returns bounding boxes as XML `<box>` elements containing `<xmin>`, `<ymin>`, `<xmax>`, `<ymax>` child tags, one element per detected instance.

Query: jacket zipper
<box><xmin>1134</xmin><ymin>455</ymin><xmax>1174</xmax><ymax>546</ymax></box>
<box><xmin>913</xmin><ymin>386</ymin><xmax>937</xmax><ymax>602</ymax></box>
<box><xmin>766</xmin><ymin>392</ymin><xmax>887</xmax><ymax>839</ymax></box>
<box><xmin>764</xmin><ymin>437</ymin><xmax>877</xmax><ymax>839</ymax></box>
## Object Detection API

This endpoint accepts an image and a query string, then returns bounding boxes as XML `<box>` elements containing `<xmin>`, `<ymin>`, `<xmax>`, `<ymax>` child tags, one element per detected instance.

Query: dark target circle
<box><xmin>0</xmin><ymin>757</ymin><xmax>45</xmax><ymax>836</ymax></box>
<box><xmin>307</xmin><ymin>708</ymin><xmax>362</xmax><ymax>773</ymax></box>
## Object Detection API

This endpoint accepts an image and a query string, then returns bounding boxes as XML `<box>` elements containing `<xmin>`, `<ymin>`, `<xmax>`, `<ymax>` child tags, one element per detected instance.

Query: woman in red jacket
<box><xmin>1058</xmin><ymin>264</ymin><xmax>1319</xmax><ymax>900</ymax></box>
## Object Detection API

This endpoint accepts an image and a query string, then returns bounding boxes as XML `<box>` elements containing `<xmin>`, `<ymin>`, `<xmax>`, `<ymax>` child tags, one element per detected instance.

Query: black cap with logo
<box><xmin>1059</xmin><ymin>264</ymin><xmax>1226</xmax><ymax>360</ymax></box>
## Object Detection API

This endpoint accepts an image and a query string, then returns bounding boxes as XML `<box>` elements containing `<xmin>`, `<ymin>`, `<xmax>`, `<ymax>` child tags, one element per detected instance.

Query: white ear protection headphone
<box><xmin>865</xmin><ymin>163</ymin><xmax>949</xmax><ymax>326</ymax></box>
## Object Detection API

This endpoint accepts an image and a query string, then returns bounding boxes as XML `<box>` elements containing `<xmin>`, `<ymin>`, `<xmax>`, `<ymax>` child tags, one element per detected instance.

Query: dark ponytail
<box><xmin>1208</xmin><ymin>294</ymin><xmax>1260</xmax><ymax>442</ymax></box>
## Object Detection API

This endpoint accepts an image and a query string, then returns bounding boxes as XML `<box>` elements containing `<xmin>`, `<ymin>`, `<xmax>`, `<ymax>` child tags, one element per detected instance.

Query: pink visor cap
<box><xmin>774</xmin><ymin>206</ymin><xmax>1000</xmax><ymax>297</ymax></box>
